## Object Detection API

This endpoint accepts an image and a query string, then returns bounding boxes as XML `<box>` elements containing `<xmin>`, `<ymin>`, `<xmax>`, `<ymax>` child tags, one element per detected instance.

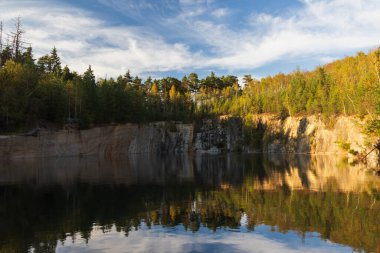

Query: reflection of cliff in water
<box><xmin>1</xmin><ymin>154</ymin><xmax>379</xmax><ymax>193</ymax></box>
<box><xmin>251</xmin><ymin>154</ymin><xmax>380</xmax><ymax>193</ymax></box>
<box><xmin>0</xmin><ymin>154</ymin><xmax>194</xmax><ymax>186</ymax></box>
<box><xmin>193</xmin><ymin>154</ymin><xmax>380</xmax><ymax>193</ymax></box>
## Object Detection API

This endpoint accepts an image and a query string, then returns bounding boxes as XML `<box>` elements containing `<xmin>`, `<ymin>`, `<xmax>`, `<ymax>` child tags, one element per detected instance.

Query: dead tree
<box><xmin>6</xmin><ymin>17</ymin><xmax>30</xmax><ymax>62</ymax></box>
<box><xmin>10</xmin><ymin>17</ymin><xmax>25</xmax><ymax>60</ymax></box>
<box><xmin>0</xmin><ymin>17</ymin><xmax>32</xmax><ymax>65</ymax></box>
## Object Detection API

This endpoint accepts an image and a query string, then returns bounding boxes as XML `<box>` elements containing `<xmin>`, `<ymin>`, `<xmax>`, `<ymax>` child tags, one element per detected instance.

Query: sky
<box><xmin>1</xmin><ymin>0</ymin><xmax>380</xmax><ymax>80</ymax></box>
<box><xmin>55</xmin><ymin>224</ymin><xmax>352</xmax><ymax>253</ymax></box>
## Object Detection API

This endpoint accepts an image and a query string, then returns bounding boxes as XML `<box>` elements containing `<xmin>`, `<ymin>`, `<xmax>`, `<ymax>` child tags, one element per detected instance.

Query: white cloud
<box><xmin>207</xmin><ymin>0</ymin><xmax>379</xmax><ymax>70</ymax></box>
<box><xmin>165</xmin><ymin>0</ymin><xmax>380</xmax><ymax>71</ymax></box>
<box><xmin>0</xmin><ymin>0</ymin><xmax>200</xmax><ymax>78</ymax></box>
<box><xmin>211</xmin><ymin>8</ymin><xmax>229</xmax><ymax>18</ymax></box>
<box><xmin>1</xmin><ymin>0</ymin><xmax>380</xmax><ymax>78</ymax></box>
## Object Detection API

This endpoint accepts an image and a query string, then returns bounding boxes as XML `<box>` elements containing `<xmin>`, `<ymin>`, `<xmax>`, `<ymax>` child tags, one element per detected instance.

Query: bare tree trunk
<box><xmin>10</xmin><ymin>17</ymin><xmax>25</xmax><ymax>61</ymax></box>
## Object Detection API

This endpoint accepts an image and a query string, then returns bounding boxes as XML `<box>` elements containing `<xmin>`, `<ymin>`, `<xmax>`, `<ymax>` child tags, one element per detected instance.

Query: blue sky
<box><xmin>57</xmin><ymin>223</ymin><xmax>352</xmax><ymax>253</ymax></box>
<box><xmin>1</xmin><ymin>0</ymin><xmax>380</xmax><ymax>80</ymax></box>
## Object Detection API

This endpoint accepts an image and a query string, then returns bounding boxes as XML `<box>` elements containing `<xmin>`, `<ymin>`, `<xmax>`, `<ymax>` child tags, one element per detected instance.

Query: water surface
<box><xmin>0</xmin><ymin>154</ymin><xmax>379</xmax><ymax>253</ymax></box>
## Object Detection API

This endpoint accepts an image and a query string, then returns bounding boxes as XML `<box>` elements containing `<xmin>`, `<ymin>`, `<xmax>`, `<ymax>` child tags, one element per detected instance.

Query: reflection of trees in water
<box><xmin>1</xmin><ymin>183</ymin><xmax>380</xmax><ymax>252</ymax></box>
<box><xmin>1</xmin><ymin>154</ymin><xmax>380</xmax><ymax>252</ymax></box>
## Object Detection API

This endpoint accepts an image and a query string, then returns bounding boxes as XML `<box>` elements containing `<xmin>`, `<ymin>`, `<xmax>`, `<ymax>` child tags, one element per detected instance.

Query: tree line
<box><xmin>0</xmin><ymin>46</ymin><xmax>242</xmax><ymax>131</ymax></box>
<box><xmin>209</xmin><ymin>51</ymin><xmax>380</xmax><ymax>120</ymax></box>
<box><xmin>0</xmin><ymin>19</ymin><xmax>380</xmax><ymax>132</ymax></box>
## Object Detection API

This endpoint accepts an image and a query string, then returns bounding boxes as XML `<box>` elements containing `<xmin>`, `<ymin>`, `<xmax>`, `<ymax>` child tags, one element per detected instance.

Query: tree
<box><xmin>374</xmin><ymin>47</ymin><xmax>380</xmax><ymax>115</ymax></box>
<box><xmin>221</xmin><ymin>75</ymin><xmax>239</xmax><ymax>88</ymax></box>
<box><xmin>144</xmin><ymin>76</ymin><xmax>153</xmax><ymax>89</ymax></box>
<box><xmin>188</xmin><ymin>72</ymin><xmax>199</xmax><ymax>92</ymax></box>
<box><xmin>21</xmin><ymin>46</ymin><xmax>34</xmax><ymax>67</ymax></box>
<box><xmin>169</xmin><ymin>85</ymin><xmax>177</xmax><ymax>102</ymax></box>
<box><xmin>37</xmin><ymin>54</ymin><xmax>51</xmax><ymax>73</ymax></box>
<box><xmin>0</xmin><ymin>60</ymin><xmax>39</xmax><ymax>130</ymax></box>
<box><xmin>124</xmin><ymin>70</ymin><xmax>133</xmax><ymax>86</ymax></box>
<box><xmin>0</xmin><ymin>21</ymin><xmax>3</xmax><ymax>53</ymax></box>
<box><xmin>374</xmin><ymin>48</ymin><xmax>380</xmax><ymax>84</ymax></box>
<box><xmin>201</xmin><ymin>72</ymin><xmax>223</xmax><ymax>89</ymax></box>
<box><xmin>83</xmin><ymin>65</ymin><xmax>95</xmax><ymax>85</ymax></box>
<box><xmin>62</xmin><ymin>65</ymin><xmax>74</xmax><ymax>81</ymax></box>
<box><xmin>10</xmin><ymin>17</ymin><xmax>25</xmax><ymax>62</ymax></box>
<box><xmin>243</xmin><ymin>75</ymin><xmax>253</xmax><ymax>86</ymax></box>
<box><xmin>79</xmin><ymin>65</ymin><xmax>98</xmax><ymax>126</ymax></box>
<box><xmin>0</xmin><ymin>46</ymin><xmax>12</xmax><ymax>67</ymax></box>
<box><xmin>150</xmin><ymin>82</ymin><xmax>158</xmax><ymax>95</ymax></box>
<box><xmin>50</xmin><ymin>47</ymin><xmax>62</xmax><ymax>77</ymax></box>
<box><xmin>132</xmin><ymin>76</ymin><xmax>142</xmax><ymax>89</ymax></box>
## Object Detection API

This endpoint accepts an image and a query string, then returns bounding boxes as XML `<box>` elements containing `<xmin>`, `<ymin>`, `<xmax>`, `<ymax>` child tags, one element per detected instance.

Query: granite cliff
<box><xmin>193</xmin><ymin>115</ymin><xmax>378</xmax><ymax>168</ymax></box>
<box><xmin>0</xmin><ymin>122</ymin><xmax>193</xmax><ymax>159</ymax></box>
<box><xmin>0</xmin><ymin>115</ymin><xmax>379</xmax><ymax>167</ymax></box>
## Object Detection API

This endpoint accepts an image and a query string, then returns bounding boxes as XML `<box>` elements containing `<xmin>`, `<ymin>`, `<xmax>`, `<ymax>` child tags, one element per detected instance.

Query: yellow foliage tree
<box><xmin>169</xmin><ymin>85</ymin><xmax>177</xmax><ymax>102</ymax></box>
<box><xmin>150</xmin><ymin>83</ymin><xmax>158</xmax><ymax>95</ymax></box>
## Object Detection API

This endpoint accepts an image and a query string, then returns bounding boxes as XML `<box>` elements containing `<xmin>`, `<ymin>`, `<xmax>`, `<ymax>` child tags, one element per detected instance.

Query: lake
<box><xmin>0</xmin><ymin>154</ymin><xmax>379</xmax><ymax>253</ymax></box>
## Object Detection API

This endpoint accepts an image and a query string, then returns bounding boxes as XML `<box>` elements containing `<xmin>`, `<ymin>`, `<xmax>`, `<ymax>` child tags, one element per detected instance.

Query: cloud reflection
<box><xmin>56</xmin><ymin>224</ymin><xmax>351</xmax><ymax>253</ymax></box>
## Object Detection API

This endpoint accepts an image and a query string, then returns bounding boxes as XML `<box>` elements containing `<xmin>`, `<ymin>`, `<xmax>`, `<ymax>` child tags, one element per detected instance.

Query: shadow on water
<box><xmin>0</xmin><ymin>154</ymin><xmax>380</xmax><ymax>252</ymax></box>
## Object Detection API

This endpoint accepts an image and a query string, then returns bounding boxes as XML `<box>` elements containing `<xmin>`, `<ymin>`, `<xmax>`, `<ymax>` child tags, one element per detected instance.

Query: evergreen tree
<box><xmin>50</xmin><ymin>47</ymin><xmax>62</xmax><ymax>77</ymax></box>
<box><xmin>0</xmin><ymin>46</ymin><xmax>12</xmax><ymax>67</ymax></box>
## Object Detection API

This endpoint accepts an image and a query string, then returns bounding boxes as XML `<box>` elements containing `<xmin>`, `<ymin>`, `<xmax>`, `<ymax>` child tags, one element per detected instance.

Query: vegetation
<box><xmin>1</xmin><ymin>19</ymin><xmax>380</xmax><ymax>133</ymax></box>
<box><xmin>220</xmin><ymin>52</ymin><xmax>380</xmax><ymax>118</ymax></box>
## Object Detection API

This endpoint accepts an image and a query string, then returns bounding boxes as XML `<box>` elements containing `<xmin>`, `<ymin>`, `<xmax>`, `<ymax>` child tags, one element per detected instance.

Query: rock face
<box><xmin>192</xmin><ymin>115</ymin><xmax>379</xmax><ymax>167</ymax></box>
<box><xmin>246</xmin><ymin>114</ymin><xmax>379</xmax><ymax>168</ymax></box>
<box><xmin>0</xmin><ymin>115</ymin><xmax>379</xmax><ymax>167</ymax></box>
<box><xmin>0</xmin><ymin>122</ymin><xmax>193</xmax><ymax>159</ymax></box>
<box><xmin>193</xmin><ymin>117</ymin><xmax>243</xmax><ymax>153</ymax></box>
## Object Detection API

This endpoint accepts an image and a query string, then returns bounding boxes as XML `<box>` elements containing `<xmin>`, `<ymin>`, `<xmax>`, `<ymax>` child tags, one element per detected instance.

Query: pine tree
<box><xmin>50</xmin><ymin>47</ymin><xmax>62</xmax><ymax>77</ymax></box>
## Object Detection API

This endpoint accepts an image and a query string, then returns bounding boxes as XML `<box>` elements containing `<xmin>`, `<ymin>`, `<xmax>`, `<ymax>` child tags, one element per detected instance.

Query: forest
<box><xmin>1</xmin><ymin>20</ymin><xmax>380</xmax><ymax>132</ymax></box>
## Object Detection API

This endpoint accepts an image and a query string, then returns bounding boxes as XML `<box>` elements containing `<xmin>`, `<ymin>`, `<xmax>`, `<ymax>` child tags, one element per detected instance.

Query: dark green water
<box><xmin>0</xmin><ymin>154</ymin><xmax>379</xmax><ymax>253</ymax></box>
